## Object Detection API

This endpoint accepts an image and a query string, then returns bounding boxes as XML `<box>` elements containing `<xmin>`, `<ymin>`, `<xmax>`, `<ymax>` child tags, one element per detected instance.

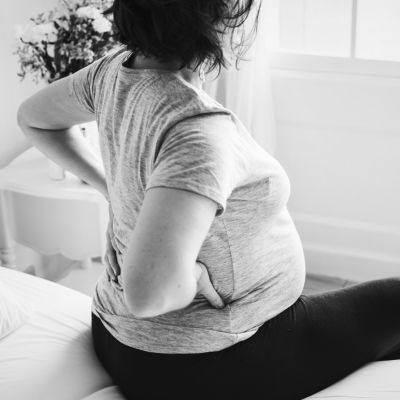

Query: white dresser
<box><xmin>0</xmin><ymin>147</ymin><xmax>108</xmax><ymax>276</ymax></box>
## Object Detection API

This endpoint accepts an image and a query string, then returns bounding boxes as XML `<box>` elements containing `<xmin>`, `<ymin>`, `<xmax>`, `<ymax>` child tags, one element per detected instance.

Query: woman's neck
<box><xmin>128</xmin><ymin>53</ymin><xmax>204</xmax><ymax>89</ymax></box>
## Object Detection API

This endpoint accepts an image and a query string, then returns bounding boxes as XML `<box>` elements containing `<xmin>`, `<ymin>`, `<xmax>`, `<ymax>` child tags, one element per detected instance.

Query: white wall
<box><xmin>4</xmin><ymin>2</ymin><xmax>400</xmax><ymax>282</ymax></box>
<box><xmin>0</xmin><ymin>0</ymin><xmax>58</xmax><ymax>167</ymax></box>
<box><xmin>270</xmin><ymin>58</ymin><xmax>400</xmax><ymax>281</ymax></box>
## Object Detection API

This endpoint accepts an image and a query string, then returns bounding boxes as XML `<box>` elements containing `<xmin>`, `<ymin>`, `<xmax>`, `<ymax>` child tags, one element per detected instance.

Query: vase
<box><xmin>47</xmin><ymin>159</ymin><xmax>66</xmax><ymax>181</ymax></box>
<box><xmin>46</xmin><ymin>123</ymin><xmax>100</xmax><ymax>183</ymax></box>
<box><xmin>78</xmin><ymin>122</ymin><xmax>101</xmax><ymax>184</ymax></box>
<box><xmin>79</xmin><ymin>121</ymin><xmax>100</xmax><ymax>153</ymax></box>
<box><xmin>46</xmin><ymin>124</ymin><xmax>89</xmax><ymax>182</ymax></box>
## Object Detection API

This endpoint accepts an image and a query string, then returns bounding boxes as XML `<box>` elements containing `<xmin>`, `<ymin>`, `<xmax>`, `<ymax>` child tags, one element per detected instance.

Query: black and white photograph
<box><xmin>1</xmin><ymin>1</ymin><xmax>400</xmax><ymax>399</ymax></box>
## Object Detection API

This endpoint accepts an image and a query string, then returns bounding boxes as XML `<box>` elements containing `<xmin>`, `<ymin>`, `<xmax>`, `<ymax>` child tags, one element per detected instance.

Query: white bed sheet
<box><xmin>1</xmin><ymin>266</ymin><xmax>400</xmax><ymax>400</ymax></box>
<box><xmin>0</xmin><ymin>267</ymin><xmax>125</xmax><ymax>400</ymax></box>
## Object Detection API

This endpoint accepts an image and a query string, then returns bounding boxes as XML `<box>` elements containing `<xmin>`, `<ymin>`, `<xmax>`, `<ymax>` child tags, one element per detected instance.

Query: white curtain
<box><xmin>204</xmin><ymin>0</ymin><xmax>277</xmax><ymax>156</ymax></box>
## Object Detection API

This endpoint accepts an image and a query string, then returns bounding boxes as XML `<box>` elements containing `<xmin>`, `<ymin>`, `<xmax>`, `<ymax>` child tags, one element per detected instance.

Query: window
<box><xmin>277</xmin><ymin>0</ymin><xmax>400</xmax><ymax>62</ymax></box>
<box><xmin>356</xmin><ymin>0</ymin><xmax>400</xmax><ymax>61</ymax></box>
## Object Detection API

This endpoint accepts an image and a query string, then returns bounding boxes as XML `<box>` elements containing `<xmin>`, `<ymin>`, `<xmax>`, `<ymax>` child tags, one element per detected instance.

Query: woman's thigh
<box><xmin>92</xmin><ymin>278</ymin><xmax>400</xmax><ymax>399</ymax></box>
<box><xmin>91</xmin><ymin>313</ymin><xmax>201</xmax><ymax>399</ymax></box>
<box><xmin>206</xmin><ymin>278</ymin><xmax>400</xmax><ymax>399</ymax></box>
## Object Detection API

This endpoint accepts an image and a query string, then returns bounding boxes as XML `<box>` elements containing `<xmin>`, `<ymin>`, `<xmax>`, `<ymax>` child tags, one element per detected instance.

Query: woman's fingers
<box><xmin>107</xmin><ymin>244</ymin><xmax>120</xmax><ymax>277</ymax></box>
<box><xmin>104</xmin><ymin>204</ymin><xmax>121</xmax><ymax>282</ymax></box>
<box><xmin>106</xmin><ymin>252</ymin><xmax>118</xmax><ymax>278</ymax></box>
<box><xmin>203</xmin><ymin>285</ymin><xmax>225</xmax><ymax>309</ymax></box>
<box><xmin>196</xmin><ymin>262</ymin><xmax>225</xmax><ymax>309</ymax></box>
<box><xmin>105</xmin><ymin>223</ymin><xmax>121</xmax><ymax>278</ymax></box>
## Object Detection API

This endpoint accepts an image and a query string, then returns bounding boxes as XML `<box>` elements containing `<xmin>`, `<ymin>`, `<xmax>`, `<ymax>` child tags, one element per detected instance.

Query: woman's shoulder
<box><xmin>104</xmin><ymin>45</ymin><xmax>129</xmax><ymax>63</ymax></box>
<box><xmin>84</xmin><ymin>45</ymin><xmax>127</xmax><ymax>89</ymax></box>
<box><xmin>152</xmin><ymin>74</ymin><xmax>233</xmax><ymax>127</ymax></box>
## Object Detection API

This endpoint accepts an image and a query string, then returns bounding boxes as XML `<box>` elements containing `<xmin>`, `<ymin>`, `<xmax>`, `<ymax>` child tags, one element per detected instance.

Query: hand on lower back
<box><xmin>105</xmin><ymin>206</ymin><xmax>121</xmax><ymax>281</ymax></box>
<box><xmin>195</xmin><ymin>261</ymin><xmax>225</xmax><ymax>309</ymax></box>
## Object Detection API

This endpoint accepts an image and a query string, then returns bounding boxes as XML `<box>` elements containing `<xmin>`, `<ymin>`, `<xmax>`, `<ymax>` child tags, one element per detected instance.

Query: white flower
<box><xmin>76</xmin><ymin>6</ymin><xmax>102</xmax><ymax>20</ymax></box>
<box><xmin>35</xmin><ymin>23</ymin><xmax>57</xmax><ymax>39</ymax></box>
<box><xmin>92</xmin><ymin>17</ymin><xmax>112</xmax><ymax>33</ymax></box>
<box><xmin>56</xmin><ymin>19</ymin><xmax>70</xmax><ymax>31</ymax></box>
<box><xmin>20</xmin><ymin>22</ymin><xmax>57</xmax><ymax>43</ymax></box>
<box><xmin>20</xmin><ymin>24</ymin><xmax>42</xmax><ymax>43</ymax></box>
<box><xmin>47</xmin><ymin>44</ymin><xmax>55</xmax><ymax>58</ymax></box>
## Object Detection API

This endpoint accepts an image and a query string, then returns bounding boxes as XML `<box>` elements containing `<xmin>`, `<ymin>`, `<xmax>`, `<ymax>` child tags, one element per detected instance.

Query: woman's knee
<box><xmin>364</xmin><ymin>277</ymin><xmax>400</xmax><ymax>297</ymax></box>
<box><xmin>347</xmin><ymin>277</ymin><xmax>400</xmax><ymax>318</ymax></box>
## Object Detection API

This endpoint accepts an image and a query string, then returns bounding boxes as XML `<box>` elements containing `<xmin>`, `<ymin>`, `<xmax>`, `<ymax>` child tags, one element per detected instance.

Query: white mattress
<box><xmin>0</xmin><ymin>267</ymin><xmax>125</xmax><ymax>400</ymax></box>
<box><xmin>1</xmin><ymin>266</ymin><xmax>400</xmax><ymax>400</ymax></box>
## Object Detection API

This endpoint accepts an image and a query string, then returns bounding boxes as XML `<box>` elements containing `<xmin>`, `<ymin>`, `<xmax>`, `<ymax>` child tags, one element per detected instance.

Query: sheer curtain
<box><xmin>203</xmin><ymin>0</ymin><xmax>278</xmax><ymax>156</ymax></box>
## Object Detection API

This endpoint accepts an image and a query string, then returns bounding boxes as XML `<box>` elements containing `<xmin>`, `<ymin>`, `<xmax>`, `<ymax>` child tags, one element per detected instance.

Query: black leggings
<box><xmin>92</xmin><ymin>278</ymin><xmax>400</xmax><ymax>400</ymax></box>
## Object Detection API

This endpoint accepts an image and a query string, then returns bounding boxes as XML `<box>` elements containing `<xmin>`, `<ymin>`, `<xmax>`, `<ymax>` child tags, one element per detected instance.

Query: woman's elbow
<box><xmin>17</xmin><ymin>105</ymin><xmax>28</xmax><ymax>129</ymax></box>
<box><xmin>17</xmin><ymin>105</ymin><xmax>34</xmax><ymax>138</ymax></box>
<box><xmin>123</xmin><ymin>273</ymin><xmax>197</xmax><ymax>319</ymax></box>
<box><xmin>124</xmin><ymin>291</ymin><xmax>168</xmax><ymax>319</ymax></box>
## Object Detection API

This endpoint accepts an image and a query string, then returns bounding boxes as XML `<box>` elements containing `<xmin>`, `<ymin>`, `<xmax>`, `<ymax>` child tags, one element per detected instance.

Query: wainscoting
<box><xmin>270</xmin><ymin>56</ymin><xmax>400</xmax><ymax>281</ymax></box>
<box><xmin>292</xmin><ymin>211</ymin><xmax>400</xmax><ymax>281</ymax></box>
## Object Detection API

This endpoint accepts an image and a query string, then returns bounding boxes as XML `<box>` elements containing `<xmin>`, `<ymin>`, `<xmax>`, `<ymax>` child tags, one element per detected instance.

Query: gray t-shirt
<box><xmin>68</xmin><ymin>46</ymin><xmax>306</xmax><ymax>354</ymax></box>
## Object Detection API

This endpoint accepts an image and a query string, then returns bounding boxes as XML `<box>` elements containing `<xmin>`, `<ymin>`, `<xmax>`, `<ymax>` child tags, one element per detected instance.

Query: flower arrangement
<box><xmin>14</xmin><ymin>0</ymin><xmax>117</xmax><ymax>181</ymax></box>
<box><xmin>14</xmin><ymin>0</ymin><xmax>117</xmax><ymax>84</ymax></box>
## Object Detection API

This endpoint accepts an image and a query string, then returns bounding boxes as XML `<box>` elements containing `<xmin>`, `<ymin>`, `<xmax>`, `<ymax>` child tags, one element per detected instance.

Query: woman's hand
<box><xmin>105</xmin><ymin>206</ymin><xmax>121</xmax><ymax>282</ymax></box>
<box><xmin>195</xmin><ymin>261</ymin><xmax>225</xmax><ymax>309</ymax></box>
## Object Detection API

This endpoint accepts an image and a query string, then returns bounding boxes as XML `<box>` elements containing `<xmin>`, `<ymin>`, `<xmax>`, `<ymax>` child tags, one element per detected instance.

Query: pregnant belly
<box><xmin>229</xmin><ymin>207</ymin><xmax>306</xmax><ymax>330</ymax></box>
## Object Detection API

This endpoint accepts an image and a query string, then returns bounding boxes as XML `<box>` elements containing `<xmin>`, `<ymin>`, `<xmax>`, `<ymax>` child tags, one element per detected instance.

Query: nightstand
<box><xmin>0</xmin><ymin>147</ymin><xmax>108</xmax><ymax>277</ymax></box>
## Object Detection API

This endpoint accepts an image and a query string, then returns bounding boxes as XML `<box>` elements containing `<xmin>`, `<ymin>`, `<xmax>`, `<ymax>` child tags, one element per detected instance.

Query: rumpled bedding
<box><xmin>1</xmin><ymin>266</ymin><xmax>399</xmax><ymax>400</ymax></box>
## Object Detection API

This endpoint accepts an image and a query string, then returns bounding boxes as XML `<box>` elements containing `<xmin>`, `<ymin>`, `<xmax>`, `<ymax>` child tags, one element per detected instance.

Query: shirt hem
<box><xmin>91</xmin><ymin>305</ymin><xmax>259</xmax><ymax>355</ymax></box>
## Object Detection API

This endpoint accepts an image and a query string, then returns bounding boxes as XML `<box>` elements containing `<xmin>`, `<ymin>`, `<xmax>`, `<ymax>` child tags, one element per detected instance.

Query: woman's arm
<box><xmin>16</xmin><ymin>76</ymin><xmax>108</xmax><ymax>200</ymax></box>
<box><xmin>122</xmin><ymin>186</ymin><xmax>225</xmax><ymax>319</ymax></box>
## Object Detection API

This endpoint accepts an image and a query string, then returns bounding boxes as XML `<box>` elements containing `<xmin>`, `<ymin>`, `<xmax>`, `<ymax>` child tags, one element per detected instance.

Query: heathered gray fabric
<box><xmin>68</xmin><ymin>46</ymin><xmax>306</xmax><ymax>354</ymax></box>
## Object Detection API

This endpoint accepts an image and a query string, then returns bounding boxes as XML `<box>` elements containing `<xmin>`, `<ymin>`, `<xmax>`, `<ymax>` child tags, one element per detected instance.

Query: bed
<box><xmin>0</xmin><ymin>266</ymin><xmax>124</xmax><ymax>400</ymax></box>
<box><xmin>1</xmin><ymin>266</ymin><xmax>400</xmax><ymax>400</ymax></box>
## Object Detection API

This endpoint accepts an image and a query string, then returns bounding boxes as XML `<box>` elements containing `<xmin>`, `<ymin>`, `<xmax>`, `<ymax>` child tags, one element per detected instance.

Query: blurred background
<box><xmin>1</xmin><ymin>0</ymin><xmax>399</xmax><ymax>295</ymax></box>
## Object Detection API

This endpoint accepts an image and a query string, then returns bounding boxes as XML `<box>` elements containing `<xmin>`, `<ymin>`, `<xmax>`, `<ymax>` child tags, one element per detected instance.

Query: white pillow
<box><xmin>0</xmin><ymin>280</ymin><xmax>32</xmax><ymax>340</ymax></box>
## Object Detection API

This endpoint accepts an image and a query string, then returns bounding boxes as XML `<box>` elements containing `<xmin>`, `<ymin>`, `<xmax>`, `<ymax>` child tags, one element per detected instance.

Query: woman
<box><xmin>17</xmin><ymin>1</ymin><xmax>400</xmax><ymax>399</ymax></box>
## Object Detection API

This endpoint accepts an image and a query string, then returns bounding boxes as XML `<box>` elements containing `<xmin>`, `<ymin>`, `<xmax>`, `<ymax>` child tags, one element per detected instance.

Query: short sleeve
<box><xmin>146</xmin><ymin>114</ymin><xmax>242</xmax><ymax>217</ymax></box>
<box><xmin>67</xmin><ymin>55</ymin><xmax>107</xmax><ymax>114</ymax></box>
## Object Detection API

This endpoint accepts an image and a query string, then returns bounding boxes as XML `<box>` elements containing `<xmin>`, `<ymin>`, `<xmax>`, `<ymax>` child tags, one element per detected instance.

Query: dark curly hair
<box><xmin>102</xmin><ymin>0</ymin><xmax>261</xmax><ymax>75</ymax></box>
